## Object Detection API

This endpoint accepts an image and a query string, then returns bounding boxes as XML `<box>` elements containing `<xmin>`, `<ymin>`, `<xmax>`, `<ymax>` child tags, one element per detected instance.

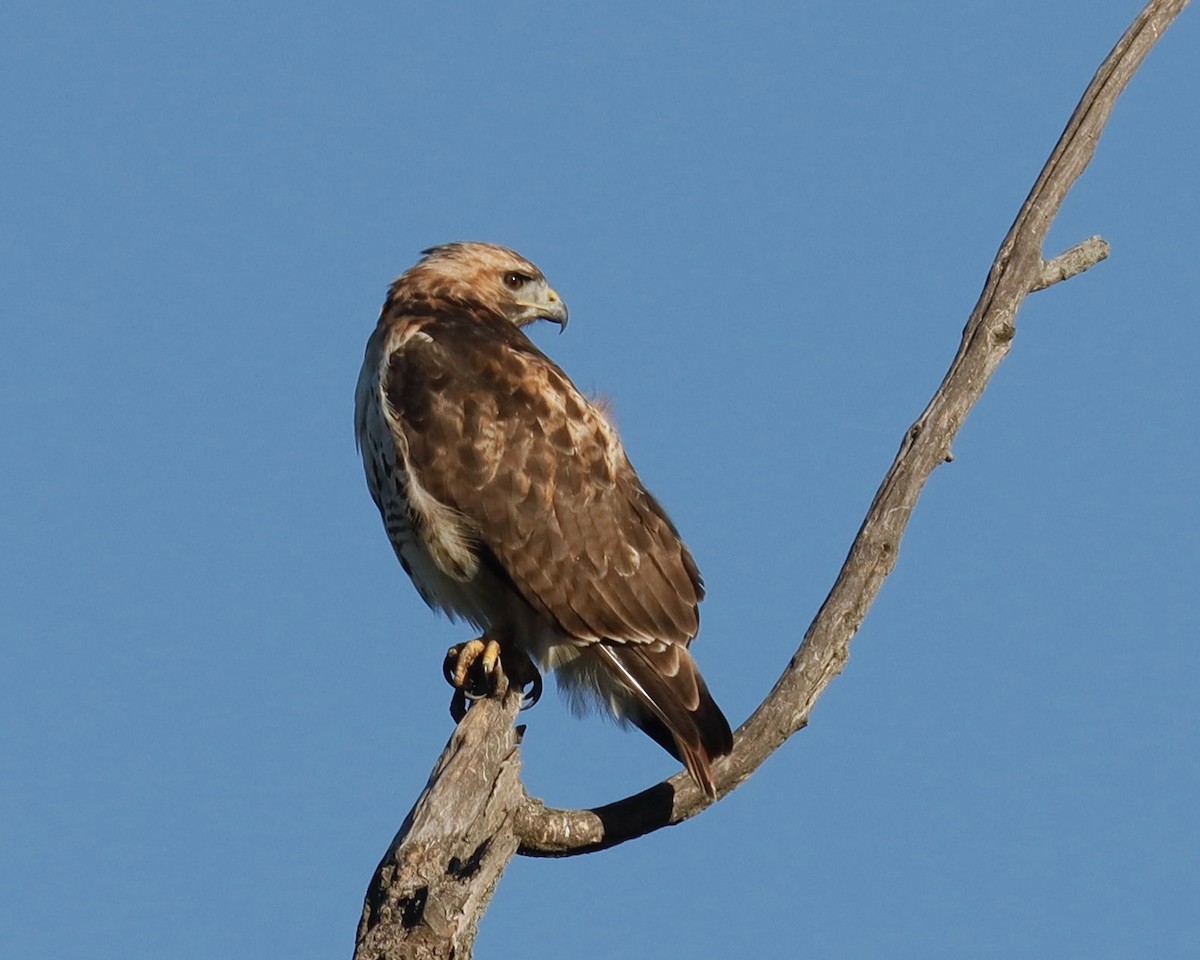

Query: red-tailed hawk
<box><xmin>355</xmin><ymin>242</ymin><xmax>733</xmax><ymax>795</ymax></box>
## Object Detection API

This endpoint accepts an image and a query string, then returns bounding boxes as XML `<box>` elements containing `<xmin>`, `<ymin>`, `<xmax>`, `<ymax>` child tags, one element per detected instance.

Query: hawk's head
<box><xmin>393</xmin><ymin>242</ymin><xmax>569</xmax><ymax>330</ymax></box>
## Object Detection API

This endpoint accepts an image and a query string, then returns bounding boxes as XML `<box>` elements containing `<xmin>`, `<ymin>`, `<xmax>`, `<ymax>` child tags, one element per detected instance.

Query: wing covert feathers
<box><xmin>382</xmin><ymin>305</ymin><xmax>703</xmax><ymax>645</ymax></box>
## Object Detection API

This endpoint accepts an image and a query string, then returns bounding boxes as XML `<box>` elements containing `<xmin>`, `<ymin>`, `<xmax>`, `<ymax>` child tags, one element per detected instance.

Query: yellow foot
<box><xmin>443</xmin><ymin>638</ymin><xmax>501</xmax><ymax>698</ymax></box>
<box><xmin>442</xmin><ymin>638</ymin><xmax>544</xmax><ymax>721</ymax></box>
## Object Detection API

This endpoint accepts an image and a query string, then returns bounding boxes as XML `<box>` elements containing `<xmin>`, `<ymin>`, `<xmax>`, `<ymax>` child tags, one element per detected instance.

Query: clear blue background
<box><xmin>3</xmin><ymin>2</ymin><xmax>1197</xmax><ymax>957</ymax></box>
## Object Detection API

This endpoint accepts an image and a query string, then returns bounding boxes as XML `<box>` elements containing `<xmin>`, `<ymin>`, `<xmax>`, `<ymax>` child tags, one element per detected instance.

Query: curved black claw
<box><xmin>519</xmin><ymin>671</ymin><xmax>543</xmax><ymax>711</ymax></box>
<box><xmin>461</xmin><ymin>681</ymin><xmax>490</xmax><ymax>702</ymax></box>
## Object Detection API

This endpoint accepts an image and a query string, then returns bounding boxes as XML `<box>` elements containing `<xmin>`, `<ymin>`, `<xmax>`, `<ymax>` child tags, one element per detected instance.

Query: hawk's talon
<box><xmin>444</xmin><ymin>638</ymin><xmax>543</xmax><ymax>718</ymax></box>
<box><xmin>519</xmin><ymin>671</ymin><xmax>543</xmax><ymax>710</ymax></box>
<box><xmin>449</xmin><ymin>688</ymin><xmax>468</xmax><ymax>723</ymax></box>
<box><xmin>442</xmin><ymin>651</ymin><xmax>458</xmax><ymax>689</ymax></box>
<box><xmin>444</xmin><ymin>637</ymin><xmax>503</xmax><ymax>710</ymax></box>
<box><xmin>479</xmin><ymin>639</ymin><xmax>501</xmax><ymax>681</ymax></box>
<box><xmin>461</xmin><ymin>684</ymin><xmax>489</xmax><ymax>703</ymax></box>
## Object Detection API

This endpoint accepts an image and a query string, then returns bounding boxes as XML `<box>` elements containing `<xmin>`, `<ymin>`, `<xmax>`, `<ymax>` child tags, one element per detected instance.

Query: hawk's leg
<box><xmin>443</xmin><ymin>637</ymin><xmax>543</xmax><ymax>722</ymax></box>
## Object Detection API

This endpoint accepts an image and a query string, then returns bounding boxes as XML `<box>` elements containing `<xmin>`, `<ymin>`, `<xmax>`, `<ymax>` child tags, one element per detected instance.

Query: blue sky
<box><xmin>3</xmin><ymin>1</ymin><xmax>1197</xmax><ymax>957</ymax></box>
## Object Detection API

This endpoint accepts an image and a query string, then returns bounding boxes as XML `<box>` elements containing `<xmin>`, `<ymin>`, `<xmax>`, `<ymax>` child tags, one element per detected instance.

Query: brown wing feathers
<box><xmin>387</xmin><ymin>307</ymin><xmax>703</xmax><ymax>646</ymax></box>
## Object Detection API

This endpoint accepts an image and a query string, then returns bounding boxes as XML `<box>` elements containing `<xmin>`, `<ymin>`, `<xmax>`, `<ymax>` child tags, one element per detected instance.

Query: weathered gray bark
<box><xmin>355</xmin><ymin>694</ymin><xmax>525</xmax><ymax>959</ymax></box>
<box><xmin>352</xmin><ymin>2</ymin><xmax>1190</xmax><ymax>955</ymax></box>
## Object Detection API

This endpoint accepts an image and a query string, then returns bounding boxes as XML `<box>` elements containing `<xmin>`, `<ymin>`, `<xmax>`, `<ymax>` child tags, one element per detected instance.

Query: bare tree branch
<box><xmin>354</xmin><ymin>693</ymin><xmax>526</xmax><ymax>959</ymax></box>
<box><xmin>513</xmin><ymin>0</ymin><xmax>1189</xmax><ymax>858</ymax></box>
<box><xmin>1032</xmin><ymin>237</ymin><xmax>1111</xmax><ymax>291</ymax></box>
<box><xmin>352</xmin><ymin>2</ymin><xmax>1189</xmax><ymax>954</ymax></box>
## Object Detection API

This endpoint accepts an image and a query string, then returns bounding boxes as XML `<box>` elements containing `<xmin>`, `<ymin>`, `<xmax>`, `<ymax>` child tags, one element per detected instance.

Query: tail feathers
<box><xmin>594</xmin><ymin>643</ymin><xmax>733</xmax><ymax>798</ymax></box>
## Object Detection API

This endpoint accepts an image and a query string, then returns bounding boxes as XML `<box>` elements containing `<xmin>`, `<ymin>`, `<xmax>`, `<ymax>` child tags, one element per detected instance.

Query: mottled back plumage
<box><xmin>355</xmin><ymin>242</ymin><xmax>732</xmax><ymax>794</ymax></box>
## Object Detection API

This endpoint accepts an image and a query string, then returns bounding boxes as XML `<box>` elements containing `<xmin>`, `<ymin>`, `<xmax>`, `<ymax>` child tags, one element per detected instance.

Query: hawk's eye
<box><xmin>502</xmin><ymin>271</ymin><xmax>532</xmax><ymax>290</ymax></box>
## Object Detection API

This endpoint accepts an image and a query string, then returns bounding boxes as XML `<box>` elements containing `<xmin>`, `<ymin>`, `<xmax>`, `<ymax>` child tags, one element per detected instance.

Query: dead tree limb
<box><xmin>352</xmin><ymin>1</ymin><xmax>1189</xmax><ymax>955</ymax></box>
<box><xmin>354</xmin><ymin>693</ymin><xmax>526</xmax><ymax>960</ymax></box>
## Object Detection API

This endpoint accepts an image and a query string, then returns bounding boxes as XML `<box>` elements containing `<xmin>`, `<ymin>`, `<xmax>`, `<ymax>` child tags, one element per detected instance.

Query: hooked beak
<box><xmin>517</xmin><ymin>288</ymin><xmax>569</xmax><ymax>332</ymax></box>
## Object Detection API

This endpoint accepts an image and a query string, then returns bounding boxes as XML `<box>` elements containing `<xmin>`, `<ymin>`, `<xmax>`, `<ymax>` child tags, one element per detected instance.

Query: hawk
<box><xmin>355</xmin><ymin>242</ymin><xmax>733</xmax><ymax>795</ymax></box>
